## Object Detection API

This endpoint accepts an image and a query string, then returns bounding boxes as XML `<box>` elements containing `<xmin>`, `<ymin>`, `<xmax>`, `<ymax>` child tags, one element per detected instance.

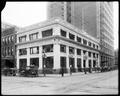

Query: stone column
<box><xmin>27</xmin><ymin>48</ymin><xmax>30</xmax><ymax>66</ymax></box>
<box><xmin>39</xmin><ymin>46</ymin><xmax>42</xmax><ymax>69</ymax></box>
<box><xmin>66</xmin><ymin>46</ymin><xmax>70</xmax><ymax>72</ymax></box>
<box><xmin>16</xmin><ymin>49</ymin><xmax>19</xmax><ymax>69</ymax></box>
<box><xmin>74</xmin><ymin>48</ymin><xmax>78</xmax><ymax>72</ymax></box>
<box><xmin>54</xmin><ymin>43</ymin><xmax>60</xmax><ymax>69</ymax></box>
<box><xmin>81</xmin><ymin>49</ymin><xmax>84</xmax><ymax>68</ymax></box>
<box><xmin>86</xmin><ymin>51</ymin><xmax>88</xmax><ymax>68</ymax></box>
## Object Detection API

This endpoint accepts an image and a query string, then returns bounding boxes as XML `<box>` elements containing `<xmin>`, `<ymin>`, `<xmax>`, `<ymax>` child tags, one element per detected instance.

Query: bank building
<box><xmin>16</xmin><ymin>18</ymin><xmax>100</xmax><ymax>74</ymax></box>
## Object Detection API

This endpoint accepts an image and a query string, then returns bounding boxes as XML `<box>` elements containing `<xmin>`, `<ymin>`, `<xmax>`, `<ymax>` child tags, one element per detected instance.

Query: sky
<box><xmin>1</xmin><ymin>2</ymin><xmax>119</xmax><ymax>50</ymax></box>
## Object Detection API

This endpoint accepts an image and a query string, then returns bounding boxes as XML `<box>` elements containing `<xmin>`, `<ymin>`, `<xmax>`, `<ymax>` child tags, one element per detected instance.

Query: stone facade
<box><xmin>16</xmin><ymin>18</ymin><xmax>100</xmax><ymax>74</ymax></box>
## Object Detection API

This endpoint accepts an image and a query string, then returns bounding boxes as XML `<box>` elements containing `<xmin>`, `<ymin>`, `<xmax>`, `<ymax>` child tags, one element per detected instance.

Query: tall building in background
<box><xmin>47</xmin><ymin>1</ymin><xmax>114</xmax><ymax>67</ymax></box>
<box><xmin>1</xmin><ymin>23</ymin><xmax>18</xmax><ymax>70</ymax></box>
<box><xmin>99</xmin><ymin>2</ymin><xmax>114</xmax><ymax>67</ymax></box>
<box><xmin>47</xmin><ymin>2</ymin><xmax>99</xmax><ymax>38</ymax></box>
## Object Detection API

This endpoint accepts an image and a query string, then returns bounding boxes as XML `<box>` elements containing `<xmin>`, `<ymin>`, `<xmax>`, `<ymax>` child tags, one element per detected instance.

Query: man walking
<box><xmin>70</xmin><ymin>65</ymin><xmax>72</xmax><ymax>75</ymax></box>
<box><xmin>61</xmin><ymin>67</ymin><xmax>64</xmax><ymax>77</ymax></box>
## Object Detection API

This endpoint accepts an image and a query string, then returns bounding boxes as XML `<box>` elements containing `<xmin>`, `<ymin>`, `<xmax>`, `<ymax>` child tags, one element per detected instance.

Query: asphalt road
<box><xmin>2</xmin><ymin>70</ymin><xmax>118</xmax><ymax>95</ymax></box>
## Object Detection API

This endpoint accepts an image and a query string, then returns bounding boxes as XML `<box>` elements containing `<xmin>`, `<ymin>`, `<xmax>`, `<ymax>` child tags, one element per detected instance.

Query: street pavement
<box><xmin>1</xmin><ymin>70</ymin><xmax>118</xmax><ymax>95</ymax></box>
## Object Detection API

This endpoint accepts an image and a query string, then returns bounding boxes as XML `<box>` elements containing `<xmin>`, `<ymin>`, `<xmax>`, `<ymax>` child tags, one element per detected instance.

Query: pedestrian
<box><xmin>70</xmin><ymin>65</ymin><xmax>72</xmax><ymax>75</ymax></box>
<box><xmin>61</xmin><ymin>67</ymin><xmax>64</xmax><ymax>77</ymax></box>
<box><xmin>43</xmin><ymin>64</ymin><xmax>46</xmax><ymax>77</ymax></box>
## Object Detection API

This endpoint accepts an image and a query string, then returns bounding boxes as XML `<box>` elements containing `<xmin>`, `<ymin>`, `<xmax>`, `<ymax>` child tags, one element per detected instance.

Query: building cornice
<box><xmin>16</xmin><ymin>35</ymin><xmax>100</xmax><ymax>52</ymax></box>
<box><xmin>17</xmin><ymin>18</ymin><xmax>99</xmax><ymax>44</ymax></box>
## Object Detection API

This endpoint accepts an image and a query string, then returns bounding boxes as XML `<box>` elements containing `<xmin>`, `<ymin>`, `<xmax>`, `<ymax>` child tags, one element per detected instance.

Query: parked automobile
<box><xmin>19</xmin><ymin>65</ymin><xmax>38</xmax><ymax>77</ymax></box>
<box><xmin>3</xmin><ymin>67</ymin><xmax>17</xmax><ymax>76</ymax></box>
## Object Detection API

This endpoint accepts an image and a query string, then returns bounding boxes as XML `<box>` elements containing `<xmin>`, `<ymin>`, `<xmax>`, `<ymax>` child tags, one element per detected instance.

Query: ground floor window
<box><xmin>30</xmin><ymin>58</ymin><xmax>39</xmax><ymax>68</ymax></box>
<box><xmin>83</xmin><ymin>60</ymin><xmax>86</xmax><ymax>68</ymax></box>
<box><xmin>77</xmin><ymin>58</ymin><xmax>82</xmax><ymax>72</ymax></box>
<box><xmin>93</xmin><ymin>60</ymin><xmax>96</xmax><ymax>67</ymax></box>
<box><xmin>5</xmin><ymin>60</ymin><xmax>15</xmax><ymax>68</ymax></box>
<box><xmin>69</xmin><ymin>57</ymin><xmax>75</xmax><ymax>72</ymax></box>
<box><xmin>60</xmin><ymin>57</ymin><xmax>66</xmax><ymax>68</ymax></box>
<box><xmin>43</xmin><ymin>56</ymin><xmax>54</xmax><ymax>68</ymax></box>
<box><xmin>89</xmin><ymin>60</ymin><xmax>92</xmax><ymax>68</ymax></box>
<box><xmin>19</xmin><ymin>59</ymin><xmax>27</xmax><ymax>69</ymax></box>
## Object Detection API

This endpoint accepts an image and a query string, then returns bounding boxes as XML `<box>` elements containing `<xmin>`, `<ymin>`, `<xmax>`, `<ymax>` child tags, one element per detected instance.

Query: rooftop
<box><xmin>17</xmin><ymin>17</ymin><xmax>100</xmax><ymax>43</ymax></box>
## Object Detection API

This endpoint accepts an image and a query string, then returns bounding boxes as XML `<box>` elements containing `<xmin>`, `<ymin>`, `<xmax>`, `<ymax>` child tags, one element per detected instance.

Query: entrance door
<box><xmin>69</xmin><ymin>57</ymin><xmax>75</xmax><ymax>72</ymax></box>
<box><xmin>19</xmin><ymin>59</ymin><xmax>27</xmax><ymax>70</ymax></box>
<box><xmin>42</xmin><ymin>56</ymin><xmax>54</xmax><ymax>73</ymax></box>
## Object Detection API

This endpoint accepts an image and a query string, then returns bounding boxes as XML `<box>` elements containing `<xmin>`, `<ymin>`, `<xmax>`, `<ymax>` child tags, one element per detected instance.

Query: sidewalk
<box><xmin>37</xmin><ymin>70</ymin><xmax>100</xmax><ymax>78</ymax></box>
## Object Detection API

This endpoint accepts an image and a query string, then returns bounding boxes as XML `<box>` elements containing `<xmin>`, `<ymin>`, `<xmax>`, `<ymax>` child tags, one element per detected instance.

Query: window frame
<box><xmin>69</xmin><ymin>33</ymin><xmax>75</xmax><ymax>40</ymax></box>
<box><xmin>60</xmin><ymin>44</ymin><xmax>66</xmax><ymax>53</ymax></box>
<box><xmin>30</xmin><ymin>46</ymin><xmax>39</xmax><ymax>54</ymax></box>
<box><xmin>19</xmin><ymin>48</ymin><xmax>27</xmax><ymax>56</ymax></box>
<box><xmin>29</xmin><ymin>32</ymin><xmax>38</xmax><ymax>41</ymax></box>
<box><xmin>19</xmin><ymin>35</ymin><xmax>27</xmax><ymax>43</ymax></box>
<box><xmin>42</xmin><ymin>44</ymin><xmax>53</xmax><ymax>53</ymax></box>
<box><xmin>69</xmin><ymin>46</ymin><xmax>75</xmax><ymax>54</ymax></box>
<box><xmin>77</xmin><ymin>48</ymin><xmax>81</xmax><ymax>55</ymax></box>
<box><xmin>42</xmin><ymin>29</ymin><xmax>53</xmax><ymax>38</ymax></box>
<box><xmin>60</xmin><ymin>29</ymin><xmax>67</xmax><ymax>37</ymax></box>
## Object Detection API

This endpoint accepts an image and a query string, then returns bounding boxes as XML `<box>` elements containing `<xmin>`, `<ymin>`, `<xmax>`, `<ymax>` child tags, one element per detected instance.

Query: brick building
<box><xmin>1</xmin><ymin>23</ymin><xmax>18</xmax><ymax>69</ymax></box>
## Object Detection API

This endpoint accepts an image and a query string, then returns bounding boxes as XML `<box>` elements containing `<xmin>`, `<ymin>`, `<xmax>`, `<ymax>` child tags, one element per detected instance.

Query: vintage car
<box><xmin>19</xmin><ymin>65</ymin><xmax>38</xmax><ymax>77</ymax></box>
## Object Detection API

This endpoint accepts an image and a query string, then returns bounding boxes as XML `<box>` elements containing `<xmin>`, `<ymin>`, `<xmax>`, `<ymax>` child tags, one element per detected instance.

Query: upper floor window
<box><xmin>11</xmin><ymin>46</ymin><xmax>13</xmax><ymax>55</ymax></box>
<box><xmin>69</xmin><ymin>47</ymin><xmax>75</xmax><ymax>54</ymax></box>
<box><xmin>8</xmin><ymin>47</ymin><xmax>10</xmax><ymax>55</ymax></box>
<box><xmin>83</xmin><ymin>50</ymin><xmax>87</xmax><ymax>55</ymax></box>
<box><xmin>60</xmin><ymin>44</ymin><xmax>66</xmax><ymax>53</ymax></box>
<box><xmin>88</xmin><ymin>52</ymin><xmax>91</xmax><ymax>57</ymax></box>
<box><xmin>88</xmin><ymin>41</ymin><xmax>92</xmax><ymax>47</ymax></box>
<box><xmin>2</xmin><ymin>38</ymin><xmax>5</xmax><ymax>44</ymax></box>
<box><xmin>93</xmin><ymin>53</ymin><xmax>96</xmax><ymax>58</ymax></box>
<box><xmin>5</xmin><ymin>37</ymin><xmax>8</xmax><ymax>44</ymax></box>
<box><xmin>83</xmin><ymin>39</ymin><xmax>87</xmax><ymax>45</ymax></box>
<box><xmin>96</xmin><ymin>45</ymin><xmax>98</xmax><ymax>49</ymax></box>
<box><xmin>8</xmin><ymin>47</ymin><xmax>12</xmax><ymax>56</ymax></box>
<box><xmin>30</xmin><ymin>46</ymin><xmax>39</xmax><ymax>54</ymax></box>
<box><xmin>69</xmin><ymin>33</ymin><xmax>75</xmax><ymax>40</ymax></box>
<box><xmin>43</xmin><ymin>44</ymin><xmax>53</xmax><ymax>53</ymax></box>
<box><xmin>8</xmin><ymin>36</ymin><xmax>11</xmax><ymax>43</ymax></box>
<box><xmin>11</xmin><ymin>35</ymin><xmax>14</xmax><ymax>42</ymax></box>
<box><xmin>5</xmin><ymin>47</ymin><xmax>7</xmax><ymax>56</ymax></box>
<box><xmin>77</xmin><ymin>49</ymin><xmax>81</xmax><ymax>55</ymax></box>
<box><xmin>93</xmin><ymin>43</ymin><xmax>95</xmax><ymax>48</ymax></box>
<box><xmin>42</xmin><ymin>29</ymin><xmax>53</xmax><ymax>38</ymax></box>
<box><xmin>29</xmin><ymin>32</ymin><xmax>38</xmax><ymax>41</ymax></box>
<box><xmin>77</xmin><ymin>36</ymin><xmax>81</xmax><ymax>43</ymax></box>
<box><xmin>19</xmin><ymin>48</ymin><xmax>27</xmax><ymax>56</ymax></box>
<box><xmin>60</xmin><ymin>29</ymin><xmax>66</xmax><ymax>37</ymax></box>
<box><xmin>19</xmin><ymin>35</ymin><xmax>26</xmax><ymax>43</ymax></box>
<box><xmin>97</xmin><ymin>54</ymin><xmax>98</xmax><ymax>58</ymax></box>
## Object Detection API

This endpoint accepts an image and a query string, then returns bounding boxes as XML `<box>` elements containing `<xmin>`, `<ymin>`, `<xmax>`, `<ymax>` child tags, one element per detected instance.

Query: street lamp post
<box><xmin>42</xmin><ymin>49</ymin><xmax>47</xmax><ymax>77</ymax></box>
